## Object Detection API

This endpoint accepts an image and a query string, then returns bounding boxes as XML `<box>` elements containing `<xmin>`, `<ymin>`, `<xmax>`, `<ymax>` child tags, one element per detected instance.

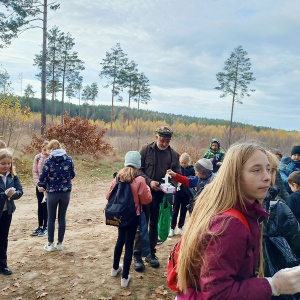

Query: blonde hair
<box><xmin>42</xmin><ymin>140</ymin><xmax>49</xmax><ymax>148</ymax></box>
<box><xmin>266</xmin><ymin>151</ymin><xmax>279</xmax><ymax>186</ymax></box>
<box><xmin>47</xmin><ymin>139</ymin><xmax>61</xmax><ymax>151</ymax></box>
<box><xmin>117</xmin><ymin>166</ymin><xmax>138</xmax><ymax>183</ymax></box>
<box><xmin>177</xmin><ymin>143</ymin><xmax>267</xmax><ymax>293</ymax></box>
<box><xmin>0</xmin><ymin>140</ymin><xmax>7</xmax><ymax>149</ymax></box>
<box><xmin>0</xmin><ymin>148</ymin><xmax>15</xmax><ymax>177</ymax></box>
<box><xmin>180</xmin><ymin>152</ymin><xmax>191</xmax><ymax>164</ymax></box>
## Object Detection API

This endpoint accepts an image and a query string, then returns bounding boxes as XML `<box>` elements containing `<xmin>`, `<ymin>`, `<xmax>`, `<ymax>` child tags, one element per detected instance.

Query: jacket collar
<box><xmin>235</xmin><ymin>198</ymin><xmax>269</xmax><ymax>223</ymax></box>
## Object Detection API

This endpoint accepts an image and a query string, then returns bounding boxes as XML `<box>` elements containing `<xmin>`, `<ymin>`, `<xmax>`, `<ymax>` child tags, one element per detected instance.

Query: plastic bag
<box><xmin>158</xmin><ymin>194</ymin><xmax>171</xmax><ymax>242</ymax></box>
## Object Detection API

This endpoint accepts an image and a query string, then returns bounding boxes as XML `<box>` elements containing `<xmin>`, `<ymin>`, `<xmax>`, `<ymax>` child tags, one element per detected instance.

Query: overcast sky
<box><xmin>1</xmin><ymin>0</ymin><xmax>299</xmax><ymax>131</ymax></box>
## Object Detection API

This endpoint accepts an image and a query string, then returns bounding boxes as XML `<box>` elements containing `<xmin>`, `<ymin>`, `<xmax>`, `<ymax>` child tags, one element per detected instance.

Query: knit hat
<box><xmin>291</xmin><ymin>146</ymin><xmax>300</xmax><ymax>156</ymax></box>
<box><xmin>124</xmin><ymin>151</ymin><xmax>141</xmax><ymax>169</ymax></box>
<box><xmin>194</xmin><ymin>158</ymin><xmax>213</xmax><ymax>175</ymax></box>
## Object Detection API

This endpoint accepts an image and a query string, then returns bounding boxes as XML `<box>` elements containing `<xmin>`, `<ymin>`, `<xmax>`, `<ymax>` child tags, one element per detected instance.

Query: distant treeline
<box><xmin>20</xmin><ymin>96</ymin><xmax>273</xmax><ymax>132</ymax></box>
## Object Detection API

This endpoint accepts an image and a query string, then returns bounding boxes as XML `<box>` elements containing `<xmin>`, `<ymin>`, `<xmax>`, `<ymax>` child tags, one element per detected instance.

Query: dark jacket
<box><xmin>139</xmin><ymin>141</ymin><xmax>181</xmax><ymax>186</ymax></box>
<box><xmin>287</xmin><ymin>190</ymin><xmax>300</xmax><ymax>224</ymax></box>
<box><xmin>275</xmin><ymin>172</ymin><xmax>290</xmax><ymax>201</ymax></box>
<box><xmin>0</xmin><ymin>173</ymin><xmax>23</xmax><ymax>218</ymax></box>
<box><xmin>38</xmin><ymin>149</ymin><xmax>75</xmax><ymax>193</ymax></box>
<box><xmin>177</xmin><ymin>199</ymin><xmax>272</xmax><ymax>300</ymax></box>
<box><xmin>279</xmin><ymin>157</ymin><xmax>300</xmax><ymax>194</ymax></box>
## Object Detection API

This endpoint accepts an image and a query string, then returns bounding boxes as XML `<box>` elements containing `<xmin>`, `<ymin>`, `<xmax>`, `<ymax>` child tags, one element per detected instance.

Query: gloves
<box><xmin>38</xmin><ymin>187</ymin><xmax>46</xmax><ymax>193</ymax></box>
<box><xmin>5</xmin><ymin>187</ymin><xmax>16</xmax><ymax>198</ymax></box>
<box><xmin>266</xmin><ymin>266</ymin><xmax>300</xmax><ymax>296</ymax></box>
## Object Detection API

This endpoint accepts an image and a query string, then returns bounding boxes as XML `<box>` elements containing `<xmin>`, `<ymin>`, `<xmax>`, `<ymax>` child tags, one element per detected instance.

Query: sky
<box><xmin>1</xmin><ymin>0</ymin><xmax>300</xmax><ymax>131</ymax></box>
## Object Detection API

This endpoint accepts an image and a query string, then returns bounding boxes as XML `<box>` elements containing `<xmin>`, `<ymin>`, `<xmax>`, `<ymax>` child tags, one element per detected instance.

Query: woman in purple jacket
<box><xmin>175</xmin><ymin>143</ymin><xmax>300</xmax><ymax>300</ymax></box>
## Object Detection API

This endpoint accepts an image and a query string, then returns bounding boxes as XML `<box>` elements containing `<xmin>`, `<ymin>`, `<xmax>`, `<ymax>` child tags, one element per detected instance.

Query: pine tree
<box><xmin>99</xmin><ymin>43</ymin><xmax>128</xmax><ymax>132</ymax></box>
<box><xmin>215</xmin><ymin>45</ymin><xmax>256</xmax><ymax>145</ymax></box>
<box><xmin>24</xmin><ymin>84</ymin><xmax>35</xmax><ymax>107</ymax></box>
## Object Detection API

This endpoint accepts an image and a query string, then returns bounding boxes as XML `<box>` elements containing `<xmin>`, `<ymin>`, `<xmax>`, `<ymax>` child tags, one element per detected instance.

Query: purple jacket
<box><xmin>177</xmin><ymin>200</ymin><xmax>272</xmax><ymax>300</ymax></box>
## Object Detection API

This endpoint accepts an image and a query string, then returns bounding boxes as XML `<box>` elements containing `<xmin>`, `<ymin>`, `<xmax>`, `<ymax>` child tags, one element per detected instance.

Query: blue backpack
<box><xmin>105</xmin><ymin>177</ymin><xmax>137</xmax><ymax>227</ymax></box>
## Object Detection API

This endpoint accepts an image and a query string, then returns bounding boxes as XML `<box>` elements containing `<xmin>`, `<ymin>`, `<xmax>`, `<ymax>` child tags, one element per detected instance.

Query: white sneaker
<box><xmin>55</xmin><ymin>243</ymin><xmax>63</xmax><ymax>251</ymax></box>
<box><xmin>111</xmin><ymin>264</ymin><xmax>123</xmax><ymax>277</ymax></box>
<box><xmin>178</xmin><ymin>228</ymin><xmax>184</xmax><ymax>235</ymax></box>
<box><xmin>44</xmin><ymin>244</ymin><xmax>54</xmax><ymax>252</ymax></box>
<box><xmin>168</xmin><ymin>229</ymin><xmax>175</xmax><ymax>237</ymax></box>
<box><xmin>121</xmin><ymin>274</ymin><xmax>131</xmax><ymax>287</ymax></box>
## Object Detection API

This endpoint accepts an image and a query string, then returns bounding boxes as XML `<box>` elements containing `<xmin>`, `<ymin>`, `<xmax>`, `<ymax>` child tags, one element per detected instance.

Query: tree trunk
<box><xmin>229</xmin><ymin>96</ymin><xmax>235</xmax><ymax>146</ymax></box>
<box><xmin>128</xmin><ymin>81</ymin><xmax>131</xmax><ymax>126</ymax></box>
<box><xmin>41</xmin><ymin>0</ymin><xmax>48</xmax><ymax>134</ymax></box>
<box><xmin>78</xmin><ymin>89</ymin><xmax>80</xmax><ymax>117</ymax></box>
<box><xmin>136</xmin><ymin>94</ymin><xmax>140</xmax><ymax>134</ymax></box>
<box><xmin>61</xmin><ymin>60</ymin><xmax>66</xmax><ymax>124</ymax></box>
<box><xmin>111</xmin><ymin>81</ymin><xmax>115</xmax><ymax>133</ymax></box>
<box><xmin>51</xmin><ymin>47</ymin><xmax>56</xmax><ymax>123</ymax></box>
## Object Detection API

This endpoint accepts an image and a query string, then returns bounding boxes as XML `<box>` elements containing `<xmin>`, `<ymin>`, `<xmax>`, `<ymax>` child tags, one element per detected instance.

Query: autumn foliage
<box><xmin>24</xmin><ymin>114</ymin><xmax>113</xmax><ymax>158</ymax></box>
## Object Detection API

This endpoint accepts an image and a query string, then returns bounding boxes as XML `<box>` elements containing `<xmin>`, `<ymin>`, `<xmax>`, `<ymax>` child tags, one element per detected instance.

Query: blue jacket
<box><xmin>0</xmin><ymin>173</ymin><xmax>23</xmax><ymax>218</ymax></box>
<box><xmin>38</xmin><ymin>149</ymin><xmax>75</xmax><ymax>193</ymax></box>
<box><xmin>279</xmin><ymin>157</ymin><xmax>300</xmax><ymax>194</ymax></box>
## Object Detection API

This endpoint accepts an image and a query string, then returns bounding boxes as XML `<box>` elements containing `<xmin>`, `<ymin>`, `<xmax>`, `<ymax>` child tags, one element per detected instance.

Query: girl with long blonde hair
<box><xmin>175</xmin><ymin>143</ymin><xmax>300</xmax><ymax>300</ymax></box>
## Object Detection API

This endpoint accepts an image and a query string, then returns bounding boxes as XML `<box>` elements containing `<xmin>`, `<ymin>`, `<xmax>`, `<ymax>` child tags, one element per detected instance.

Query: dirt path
<box><xmin>0</xmin><ymin>177</ymin><xmax>179</xmax><ymax>300</ymax></box>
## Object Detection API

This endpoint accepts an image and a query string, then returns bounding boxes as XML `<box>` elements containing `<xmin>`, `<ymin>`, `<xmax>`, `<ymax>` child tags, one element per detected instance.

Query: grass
<box><xmin>147</xmin><ymin>284</ymin><xmax>154</xmax><ymax>291</ymax></box>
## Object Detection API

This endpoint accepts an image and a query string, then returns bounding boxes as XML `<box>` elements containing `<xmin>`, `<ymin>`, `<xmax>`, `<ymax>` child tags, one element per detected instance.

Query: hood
<box><xmin>49</xmin><ymin>149</ymin><xmax>67</xmax><ymax>162</ymax></box>
<box><xmin>210</xmin><ymin>138</ymin><xmax>220</xmax><ymax>153</ymax></box>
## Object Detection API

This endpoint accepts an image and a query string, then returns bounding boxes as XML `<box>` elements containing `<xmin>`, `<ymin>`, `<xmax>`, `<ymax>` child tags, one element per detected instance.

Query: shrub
<box><xmin>24</xmin><ymin>114</ymin><xmax>113</xmax><ymax>158</ymax></box>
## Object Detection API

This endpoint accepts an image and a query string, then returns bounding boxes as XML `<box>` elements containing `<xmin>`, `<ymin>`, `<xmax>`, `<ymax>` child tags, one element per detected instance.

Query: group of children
<box><xmin>0</xmin><ymin>138</ymin><xmax>75</xmax><ymax>276</ymax></box>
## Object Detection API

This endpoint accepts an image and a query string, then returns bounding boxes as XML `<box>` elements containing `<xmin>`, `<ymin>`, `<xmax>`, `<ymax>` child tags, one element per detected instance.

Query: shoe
<box><xmin>54</xmin><ymin>243</ymin><xmax>63</xmax><ymax>251</ymax></box>
<box><xmin>121</xmin><ymin>274</ymin><xmax>131</xmax><ymax>287</ymax></box>
<box><xmin>31</xmin><ymin>227</ymin><xmax>42</xmax><ymax>236</ymax></box>
<box><xmin>134</xmin><ymin>256</ymin><xmax>145</xmax><ymax>272</ymax></box>
<box><xmin>0</xmin><ymin>267</ymin><xmax>12</xmax><ymax>275</ymax></box>
<box><xmin>168</xmin><ymin>229</ymin><xmax>175</xmax><ymax>237</ymax></box>
<box><xmin>111</xmin><ymin>264</ymin><xmax>123</xmax><ymax>277</ymax></box>
<box><xmin>44</xmin><ymin>244</ymin><xmax>55</xmax><ymax>252</ymax></box>
<box><xmin>178</xmin><ymin>228</ymin><xmax>184</xmax><ymax>235</ymax></box>
<box><xmin>157</xmin><ymin>239</ymin><xmax>163</xmax><ymax>245</ymax></box>
<box><xmin>38</xmin><ymin>228</ymin><xmax>47</xmax><ymax>236</ymax></box>
<box><xmin>145</xmin><ymin>254</ymin><xmax>160</xmax><ymax>268</ymax></box>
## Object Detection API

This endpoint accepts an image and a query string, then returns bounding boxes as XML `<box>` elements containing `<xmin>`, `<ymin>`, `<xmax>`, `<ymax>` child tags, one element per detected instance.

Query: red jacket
<box><xmin>177</xmin><ymin>200</ymin><xmax>272</xmax><ymax>300</ymax></box>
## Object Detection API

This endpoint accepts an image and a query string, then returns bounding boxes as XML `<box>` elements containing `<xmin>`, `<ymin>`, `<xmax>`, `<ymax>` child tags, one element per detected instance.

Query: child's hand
<box><xmin>5</xmin><ymin>187</ymin><xmax>16</xmax><ymax>198</ymax></box>
<box><xmin>38</xmin><ymin>187</ymin><xmax>46</xmax><ymax>193</ymax></box>
<box><xmin>167</xmin><ymin>169</ymin><xmax>176</xmax><ymax>177</ymax></box>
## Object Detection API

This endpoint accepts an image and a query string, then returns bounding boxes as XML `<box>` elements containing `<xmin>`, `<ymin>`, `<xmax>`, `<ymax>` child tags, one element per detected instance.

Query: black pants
<box><xmin>134</xmin><ymin>190</ymin><xmax>164</xmax><ymax>257</ymax></box>
<box><xmin>0</xmin><ymin>211</ymin><xmax>12</xmax><ymax>269</ymax></box>
<box><xmin>171</xmin><ymin>193</ymin><xmax>189</xmax><ymax>229</ymax></box>
<box><xmin>113</xmin><ymin>216</ymin><xmax>139</xmax><ymax>279</ymax></box>
<box><xmin>36</xmin><ymin>187</ymin><xmax>48</xmax><ymax>228</ymax></box>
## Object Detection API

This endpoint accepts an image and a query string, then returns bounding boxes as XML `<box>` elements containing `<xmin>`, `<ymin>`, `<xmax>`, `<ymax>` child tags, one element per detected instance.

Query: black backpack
<box><xmin>105</xmin><ymin>177</ymin><xmax>137</xmax><ymax>227</ymax></box>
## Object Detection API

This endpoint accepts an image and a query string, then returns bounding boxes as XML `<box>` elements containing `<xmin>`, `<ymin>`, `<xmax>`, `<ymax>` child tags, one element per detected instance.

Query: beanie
<box><xmin>291</xmin><ymin>146</ymin><xmax>300</xmax><ymax>156</ymax></box>
<box><xmin>124</xmin><ymin>151</ymin><xmax>141</xmax><ymax>169</ymax></box>
<box><xmin>194</xmin><ymin>158</ymin><xmax>213</xmax><ymax>175</ymax></box>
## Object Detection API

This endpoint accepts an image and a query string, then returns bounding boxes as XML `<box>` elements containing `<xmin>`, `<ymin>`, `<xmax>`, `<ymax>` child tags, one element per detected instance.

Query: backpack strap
<box><xmin>221</xmin><ymin>208</ymin><xmax>250</xmax><ymax>231</ymax></box>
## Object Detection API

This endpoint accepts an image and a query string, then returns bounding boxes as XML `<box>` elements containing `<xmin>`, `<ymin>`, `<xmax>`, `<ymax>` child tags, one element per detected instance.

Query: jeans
<box><xmin>113</xmin><ymin>216</ymin><xmax>139</xmax><ymax>279</ymax></box>
<box><xmin>36</xmin><ymin>187</ymin><xmax>47</xmax><ymax>228</ymax></box>
<box><xmin>47</xmin><ymin>192</ymin><xmax>70</xmax><ymax>243</ymax></box>
<box><xmin>0</xmin><ymin>211</ymin><xmax>12</xmax><ymax>269</ymax></box>
<box><xmin>134</xmin><ymin>190</ymin><xmax>164</xmax><ymax>256</ymax></box>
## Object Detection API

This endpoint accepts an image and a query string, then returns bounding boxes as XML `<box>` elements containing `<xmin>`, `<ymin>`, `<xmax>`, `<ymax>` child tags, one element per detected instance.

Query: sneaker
<box><xmin>145</xmin><ymin>254</ymin><xmax>160</xmax><ymax>268</ymax></box>
<box><xmin>31</xmin><ymin>227</ymin><xmax>42</xmax><ymax>236</ymax></box>
<box><xmin>134</xmin><ymin>256</ymin><xmax>145</xmax><ymax>272</ymax></box>
<box><xmin>178</xmin><ymin>228</ymin><xmax>184</xmax><ymax>235</ymax></box>
<box><xmin>157</xmin><ymin>239</ymin><xmax>163</xmax><ymax>245</ymax></box>
<box><xmin>44</xmin><ymin>244</ymin><xmax>55</xmax><ymax>252</ymax></box>
<box><xmin>121</xmin><ymin>274</ymin><xmax>131</xmax><ymax>287</ymax></box>
<box><xmin>38</xmin><ymin>228</ymin><xmax>47</xmax><ymax>236</ymax></box>
<box><xmin>168</xmin><ymin>229</ymin><xmax>175</xmax><ymax>237</ymax></box>
<box><xmin>54</xmin><ymin>243</ymin><xmax>63</xmax><ymax>251</ymax></box>
<box><xmin>111</xmin><ymin>264</ymin><xmax>123</xmax><ymax>277</ymax></box>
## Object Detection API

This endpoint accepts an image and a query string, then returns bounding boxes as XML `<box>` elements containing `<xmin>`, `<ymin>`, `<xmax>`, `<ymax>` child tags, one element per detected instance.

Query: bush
<box><xmin>24</xmin><ymin>114</ymin><xmax>113</xmax><ymax>158</ymax></box>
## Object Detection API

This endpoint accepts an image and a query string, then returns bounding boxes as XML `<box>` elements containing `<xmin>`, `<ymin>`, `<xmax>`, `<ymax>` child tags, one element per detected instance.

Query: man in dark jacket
<box><xmin>286</xmin><ymin>171</ymin><xmax>300</xmax><ymax>223</ymax></box>
<box><xmin>134</xmin><ymin>126</ymin><xmax>181</xmax><ymax>272</ymax></box>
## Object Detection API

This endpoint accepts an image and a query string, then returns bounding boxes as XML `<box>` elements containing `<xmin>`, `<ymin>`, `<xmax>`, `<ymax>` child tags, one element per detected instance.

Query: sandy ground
<box><xmin>0</xmin><ymin>176</ymin><xmax>180</xmax><ymax>300</ymax></box>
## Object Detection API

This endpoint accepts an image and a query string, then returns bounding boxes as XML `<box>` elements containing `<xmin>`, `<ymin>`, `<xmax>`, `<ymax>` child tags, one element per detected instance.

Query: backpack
<box><xmin>167</xmin><ymin>208</ymin><xmax>250</xmax><ymax>292</ymax></box>
<box><xmin>105</xmin><ymin>177</ymin><xmax>137</xmax><ymax>227</ymax></box>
